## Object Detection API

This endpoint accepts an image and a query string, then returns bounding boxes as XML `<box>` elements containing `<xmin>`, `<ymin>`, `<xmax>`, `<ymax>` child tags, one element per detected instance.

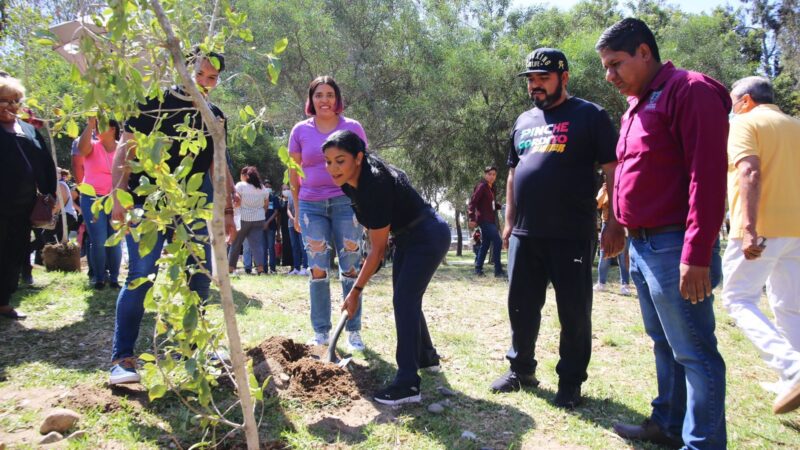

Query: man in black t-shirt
<box><xmin>107</xmin><ymin>50</ymin><xmax>236</xmax><ymax>386</ymax></box>
<box><xmin>489</xmin><ymin>48</ymin><xmax>625</xmax><ymax>408</ymax></box>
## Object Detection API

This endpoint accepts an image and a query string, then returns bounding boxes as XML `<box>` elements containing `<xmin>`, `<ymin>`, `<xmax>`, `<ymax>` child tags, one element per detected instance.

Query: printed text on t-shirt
<box><xmin>517</xmin><ymin>121</ymin><xmax>570</xmax><ymax>155</ymax></box>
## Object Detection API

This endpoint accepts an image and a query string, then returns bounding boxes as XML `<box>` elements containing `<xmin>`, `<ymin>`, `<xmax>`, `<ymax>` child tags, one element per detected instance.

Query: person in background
<box><xmin>78</xmin><ymin>116</ymin><xmax>122</xmax><ymax>290</ymax></box>
<box><xmin>0</xmin><ymin>75</ymin><xmax>57</xmax><ymax>319</ymax></box>
<box><xmin>227</xmin><ymin>166</ymin><xmax>269</xmax><ymax>275</ymax></box>
<box><xmin>721</xmin><ymin>76</ymin><xmax>800</xmax><ymax>415</ymax></box>
<box><xmin>597</xmin><ymin>18</ymin><xmax>728</xmax><ymax>449</ymax></box>
<box><xmin>326</xmin><ymin>130</ymin><xmax>449</xmax><ymax>405</ymax></box>
<box><xmin>468</xmin><ymin>166</ymin><xmax>505</xmax><ymax>277</ymax></box>
<box><xmin>594</xmin><ymin>181</ymin><xmax>632</xmax><ymax>295</ymax></box>
<box><xmin>284</xmin><ymin>183</ymin><xmax>308</xmax><ymax>275</ymax></box>
<box><xmin>288</xmin><ymin>75</ymin><xmax>367</xmax><ymax>351</ymax></box>
<box><xmin>263</xmin><ymin>180</ymin><xmax>280</xmax><ymax>273</ymax></box>
<box><xmin>43</xmin><ymin>168</ymin><xmax>79</xmax><ymax>244</ymax></box>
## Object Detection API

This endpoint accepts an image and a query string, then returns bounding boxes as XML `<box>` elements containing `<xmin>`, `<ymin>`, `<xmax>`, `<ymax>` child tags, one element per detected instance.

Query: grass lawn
<box><xmin>0</xmin><ymin>250</ymin><xmax>798</xmax><ymax>449</ymax></box>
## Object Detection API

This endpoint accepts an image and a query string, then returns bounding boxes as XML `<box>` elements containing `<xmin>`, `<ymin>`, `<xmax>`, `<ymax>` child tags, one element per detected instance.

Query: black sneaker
<box><xmin>374</xmin><ymin>384</ymin><xmax>422</xmax><ymax>405</ymax></box>
<box><xmin>490</xmin><ymin>370</ymin><xmax>539</xmax><ymax>393</ymax></box>
<box><xmin>94</xmin><ymin>282</ymin><xmax>106</xmax><ymax>290</ymax></box>
<box><xmin>553</xmin><ymin>385</ymin><xmax>582</xmax><ymax>409</ymax></box>
<box><xmin>474</xmin><ymin>269</ymin><xmax>485</xmax><ymax>276</ymax></box>
<box><xmin>494</xmin><ymin>270</ymin><xmax>507</xmax><ymax>279</ymax></box>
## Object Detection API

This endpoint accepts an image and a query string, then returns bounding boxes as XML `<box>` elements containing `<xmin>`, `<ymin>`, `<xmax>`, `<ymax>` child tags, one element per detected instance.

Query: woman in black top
<box><xmin>0</xmin><ymin>75</ymin><xmax>56</xmax><ymax>319</ymax></box>
<box><xmin>322</xmin><ymin>130</ymin><xmax>451</xmax><ymax>405</ymax></box>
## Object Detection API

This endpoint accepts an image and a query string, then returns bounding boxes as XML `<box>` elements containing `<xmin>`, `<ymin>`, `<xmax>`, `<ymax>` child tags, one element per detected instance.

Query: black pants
<box><xmin>1</xmin><ymin>214</ymin><xmax>32</xmax><ymax>307</ymax></box>
<box><xmin>506</xmin><ymin>235</ymin><xmax>594</xmax><ymax>388</ymax></box>
<box><xmin>391</xmin><ymin>212</ymin><xmax>451</xmax><ymax>387</ymax></box>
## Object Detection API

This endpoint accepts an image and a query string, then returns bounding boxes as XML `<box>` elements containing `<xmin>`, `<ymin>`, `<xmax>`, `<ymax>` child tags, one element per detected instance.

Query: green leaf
<box><xmin>139</xmin><ymin>353</ymin><xmax>156</xmax><ymax>362</ymax></box>
<box><xmin>278</xmin><ymin>145</ymin><xmax>289</xmax><ymax>163</ymax></box>
<box><xmin>77</xmin><ymin>183</ymin><xmax>97</xmax><ymax>197</ymax></box>
<box><xmin>139</xmin><ymin>229</ymin><xmax>157</xmax><ymax>257</ymax></box>
<box><xmin>34</xmin><ymin>38</ymin><xmax>55</xmax><ymax>46</ymax></box>
<box><xmin>149</xmin><ymin>384</ymin><xmax>168</xmax><ymax>401</ymax></box>
<box><xmin>115</xmin><ymin>189</ymin><xmax>134</xmax><ymax>209</ymax></box>
<box><xmin>103</xmin><ymin>196</ymin><xmax>114</xmax><ymax>215</ymax></box>
<box><xmin>143</xmin><ymin>288</ymin><xmax>157</xmax><ymax>310</ymax></box>
<box><xmin>267</xmin><ymin>64</ymin><xmax>280</xmax><ymax>85</ymax></box>
<box><xmin>62</xmin><ymin>94</ymin><xmax>73</xmax><ymax>110</ymax></box>
<box><xmin>66</xmin><ymin>119</ymin><xmax>79</xmax><ymax>138</ymax></box>
<box><xmin>273</xmin><ymin>37</ymin><xmax>288</xmax><ymax>54</ymax></box>
<box><xmin>128</xmin><ymin>277</ymin><xmax>150</xmax><ymax>289</ymax></box>
<box><xmin>244</xmin><ymin>105</ymin><xmax>255</xmax><ymax>116</ymax></box>
<box><xmin>183</xmin><ymin>306</ymin><xmax>199</xmax><ymax>337</ymax></box>
<box><xmin>187</xmin><ymin>172</ymin><xmax>204</xmax><ymax>193</ymax></box>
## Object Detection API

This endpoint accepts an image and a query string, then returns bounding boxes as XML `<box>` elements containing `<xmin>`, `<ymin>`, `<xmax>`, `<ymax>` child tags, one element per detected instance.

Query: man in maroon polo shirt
<box><xmin>468</xmin><ymin>166</ymin><xmax>505</xmax><ymax>277</ymax></box>
<box><xmin>597</xmin><ymin>18</ymin><xmax>729</xmax><ymax>450</ymax></box>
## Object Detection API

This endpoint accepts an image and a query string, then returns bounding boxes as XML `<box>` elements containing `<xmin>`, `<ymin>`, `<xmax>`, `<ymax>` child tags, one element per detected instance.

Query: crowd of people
<box><xmin>2</xmin><ymin>15</ymin><xmax>800</xmax><ymax>450</ymax></box>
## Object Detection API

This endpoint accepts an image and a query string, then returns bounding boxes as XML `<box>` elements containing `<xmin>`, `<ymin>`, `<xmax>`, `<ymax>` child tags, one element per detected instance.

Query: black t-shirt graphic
<box><xmin>124</xmin><ymin>87</ymin><xmax>226</xmax><ymax>204</ymax></box>
<box><xmin>507</xmin><ymin>97</ymin><xmax>617</xmax><ymax>239</ymax></box>
<box><xmin>341</xmin><ymin>157</ymin><xmax>429</xmax><ymax>231</ymax></box>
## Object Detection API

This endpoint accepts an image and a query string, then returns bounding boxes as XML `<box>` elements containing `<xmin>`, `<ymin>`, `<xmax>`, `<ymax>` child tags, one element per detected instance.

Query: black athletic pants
<box><xmin>505</xmin><ymin>235</ymin><xmax>595</xmax><ymax>388</ymax></box>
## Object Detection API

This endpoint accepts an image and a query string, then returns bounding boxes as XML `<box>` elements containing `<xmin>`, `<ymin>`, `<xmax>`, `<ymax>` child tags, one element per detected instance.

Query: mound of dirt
<box><xmin>246</xmin><ymin>336</ymin><xmax>369</xmax><ymax>405</ymax></box>
<box><xmin>57</xmin><ymin>384</ymin><xmax>149</xmax><ymax>413</ymax></box>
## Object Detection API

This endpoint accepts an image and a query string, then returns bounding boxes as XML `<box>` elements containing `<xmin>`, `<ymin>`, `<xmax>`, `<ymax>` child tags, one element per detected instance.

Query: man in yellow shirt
<box><xmin>722</xmin><ymin>76</ymin><xmax>800</xmax><ymax>414</ymax></box>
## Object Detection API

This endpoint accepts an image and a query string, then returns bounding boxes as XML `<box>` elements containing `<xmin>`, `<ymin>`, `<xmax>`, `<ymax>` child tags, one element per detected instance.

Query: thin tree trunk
<box><xmin>44</xmin><ymin>123</ymin><xmax>68</xmax><ymax>242</ymax></box>
<box><xmin>455</xmin><ymin>209</ymin><xmax>463</xmax><ymax>257</ymax></box>
<box><xmin>149</xmin><ymin>1</ymin><xmax>259</xmax><ymax>449</ymax></box>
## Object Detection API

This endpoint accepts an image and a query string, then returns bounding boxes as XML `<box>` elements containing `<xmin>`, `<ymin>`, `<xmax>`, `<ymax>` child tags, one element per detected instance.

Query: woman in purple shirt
<box><xmin>289</xmin><ymin>76</ymin><xmax>367</xmax><ymax>351</ymax></box>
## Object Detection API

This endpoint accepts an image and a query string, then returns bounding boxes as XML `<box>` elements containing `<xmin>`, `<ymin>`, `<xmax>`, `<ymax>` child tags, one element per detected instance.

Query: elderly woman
<box><xmin>0</xmin><ymin>75</ymin><xmax>56</xmax><ymax>319</ymax></box>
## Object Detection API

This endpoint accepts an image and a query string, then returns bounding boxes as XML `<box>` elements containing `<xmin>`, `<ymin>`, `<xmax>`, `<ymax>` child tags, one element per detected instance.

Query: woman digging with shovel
<box><xmin>322</xmin><ymin>130</ymin><xmax>451</xmax><ymax>405</ymax></box>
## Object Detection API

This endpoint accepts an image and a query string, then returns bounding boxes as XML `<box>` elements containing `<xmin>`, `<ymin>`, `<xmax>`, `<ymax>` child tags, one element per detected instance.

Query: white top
<box><xmin>235</xmin><ymin>181</ymin><xmax>268</xmax><ymax>222</ymax></box>
<box><xmin>58</xmin><ymin>180</ymin><xmax>78</xmax><ymax>219</ymax></box>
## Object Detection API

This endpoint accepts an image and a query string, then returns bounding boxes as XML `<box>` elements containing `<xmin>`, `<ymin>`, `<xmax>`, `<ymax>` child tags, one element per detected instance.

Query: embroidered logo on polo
<box><xmin>645</xmin><ymin>90</ymin><xmax>662</xmax><ymax>110</ymax></box>
<box><xmin>517</xmin><ymin>121</ymin><xmax>570</xmax><ymax>156</ymax></box>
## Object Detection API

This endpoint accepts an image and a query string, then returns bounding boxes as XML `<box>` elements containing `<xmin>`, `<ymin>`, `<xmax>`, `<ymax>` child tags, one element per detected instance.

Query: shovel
<box><xmin>323</xmin><ymin>311</ymin><xmax>352</xmax><ymax>368</ymax></box>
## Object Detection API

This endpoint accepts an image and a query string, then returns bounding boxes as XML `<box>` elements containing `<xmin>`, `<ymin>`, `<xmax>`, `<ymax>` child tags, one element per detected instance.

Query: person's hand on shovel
<box><xmin>342</xmin><ymin>286</ymin><xmax>362</xmax><ymax>320</ymax></box>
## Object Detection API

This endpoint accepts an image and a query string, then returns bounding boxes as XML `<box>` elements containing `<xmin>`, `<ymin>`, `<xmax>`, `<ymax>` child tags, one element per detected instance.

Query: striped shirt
<box><xmin>235</xmin><ymin>181</ymin><xmax>268</xmax><ymax>222</ymax></box>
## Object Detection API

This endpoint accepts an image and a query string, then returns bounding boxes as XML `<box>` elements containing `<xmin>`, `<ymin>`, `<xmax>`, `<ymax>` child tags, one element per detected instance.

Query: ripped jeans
<box><xmin>299</xmin><ymin>195</ymin><xmax>364</xmax><ymax>333</ymax></box>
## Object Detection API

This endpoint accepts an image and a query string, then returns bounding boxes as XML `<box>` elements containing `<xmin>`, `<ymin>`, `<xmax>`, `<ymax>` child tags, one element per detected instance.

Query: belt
<box><xmin>627</xmin><ymin>224</ymin><xmax>685</xmax><ymax>239</ymax></box>
<box><xmin>392</xmin><ymin>208</ymin><xmax>434</xmax><ymax>237</ymax></box>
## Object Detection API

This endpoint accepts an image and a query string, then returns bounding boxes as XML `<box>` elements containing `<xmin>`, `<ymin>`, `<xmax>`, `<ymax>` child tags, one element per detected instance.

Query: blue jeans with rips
<box><xmin>629</xmin><ymin>231</ymin><xmax>726</xmax><ymax>450</ymax></box>
<box><xmin>80</xmin><ymin>194</ymin><xmax>122</xmax><ymax>284</ymax></box>
<box><xmin>476</xmin><ymin>221</ymin><xmax>503</xmax><ymax>275</ymax></box>
<box><xmin>298</xmin><ymin>195</ymin><xmax>363</xmax><ymax>333</ymax></box>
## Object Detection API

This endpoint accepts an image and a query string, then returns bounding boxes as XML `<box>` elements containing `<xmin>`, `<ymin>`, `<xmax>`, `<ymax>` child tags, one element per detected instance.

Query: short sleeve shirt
<box><xmin>288</xmin><ymin>116</ymin><xmax>368</xmax><ymax>201</ymax></box>
<box><xmin>124</xmin><ymin>88</ymin><xmax>226</xmax><ymax>204</ymax></box>
<box><xmin>341</xmin><ymin>158</ymin><xmax>429</xmax><ymax>231</ymax></box>
<box><xmin>507</xmin><ymin>97</ymin><xmax>617</xmax><ymax>239</ymax></box>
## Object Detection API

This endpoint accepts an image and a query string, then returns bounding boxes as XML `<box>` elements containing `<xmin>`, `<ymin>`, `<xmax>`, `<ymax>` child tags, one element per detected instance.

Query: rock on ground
<box><xmin>39</xmin><ymin>408</ymin><xmax>80</xmax><ymax>434</ymax></box>
<box><xmin>427</xmin><ymin>402</ymin><xmax>445</xmax><ymax>414</ymax></box>
<box><xmin>39</xmin><ymin>431</ymin><xmax>63</xmax><ymax>444</ymax></box>
<box><xmin>461</xmin><ymin>430</ymin><xmax>477</xmax><ymax>440</ymax></box>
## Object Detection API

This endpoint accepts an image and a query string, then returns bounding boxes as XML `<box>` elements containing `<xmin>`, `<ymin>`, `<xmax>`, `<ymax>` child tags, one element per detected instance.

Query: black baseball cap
<box><xmin>517</xmin><ymin>48</ymin><xmax>569</xmax><ymax>76</ymax></box>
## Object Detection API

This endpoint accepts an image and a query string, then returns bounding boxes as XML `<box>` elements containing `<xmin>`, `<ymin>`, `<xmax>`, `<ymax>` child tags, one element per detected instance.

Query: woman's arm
<box><xmin>342</xmin><ymin>226</ymin><xmax>390</xmax><ymax>319</ymax></box>
<box><xmin>78</xmin><ymin>117</ymin><xmax>95</xmax><ymax>157</ymax></box>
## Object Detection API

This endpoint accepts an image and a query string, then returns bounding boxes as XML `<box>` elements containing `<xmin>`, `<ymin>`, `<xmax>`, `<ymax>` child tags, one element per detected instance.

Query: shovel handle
<box><xmin>326</xmin><ymin>311</ymin><xmax>349</xmax><ymax>362</ymax></box>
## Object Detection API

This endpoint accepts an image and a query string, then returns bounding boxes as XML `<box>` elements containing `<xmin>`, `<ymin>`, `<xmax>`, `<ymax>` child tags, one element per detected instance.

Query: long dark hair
<box><xmin>240</xmin><ymin>166</ymin><xmax>263</xmax><ymax>189</ymax></box>
<box><xmin>323</xmin><ymin>130</ymin><xmax>406</xmax><ymax>182</ymax></box>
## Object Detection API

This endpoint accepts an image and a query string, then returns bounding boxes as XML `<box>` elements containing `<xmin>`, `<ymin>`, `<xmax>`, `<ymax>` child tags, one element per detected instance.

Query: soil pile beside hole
<box><xmin>57</xmin><ymin>384</ymin><xmax>149</xmax><ymax>412</ymax></box>
<box><xmin>246</xmin><ymin>336</ymin><xmax>364</xmax><ymax>405</ymax></box>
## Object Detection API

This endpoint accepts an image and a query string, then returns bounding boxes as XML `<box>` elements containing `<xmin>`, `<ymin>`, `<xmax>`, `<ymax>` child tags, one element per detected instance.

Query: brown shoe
<box><xmin>613</xmin><ymin>419</ymin><xmax>683</xmax><ymax>449</ymax></box>
<box><xmin>774</xmin><ymin>379</ymin><xmax>800</xmax><ymax>414</ymax></box>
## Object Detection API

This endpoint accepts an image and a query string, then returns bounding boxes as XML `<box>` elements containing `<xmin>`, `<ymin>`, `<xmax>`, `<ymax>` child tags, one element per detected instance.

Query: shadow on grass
<box><xmin>0</xmin><ymin>272</ymin><xmax>284</xmax><ymax>447</ymax></box>
<box><xmin>304</xmin><ymin>347</ymin><xmax>536</xmax><ymax>449</ymax></box>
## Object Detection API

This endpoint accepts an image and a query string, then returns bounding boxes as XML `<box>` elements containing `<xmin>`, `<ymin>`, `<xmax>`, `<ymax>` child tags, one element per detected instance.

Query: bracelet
<box><xmin>352</xmin><ymin>285</ymin><xmax>364</xmax><ymax>292</ymax></box>
<box><xmin>224</xmin><ymin>207</ymin><xmax>234</xmax><ymax>215</ymax></box>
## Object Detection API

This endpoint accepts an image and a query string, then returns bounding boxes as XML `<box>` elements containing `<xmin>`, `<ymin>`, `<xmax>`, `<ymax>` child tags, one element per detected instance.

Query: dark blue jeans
<box><xmin>629</xmin><ymin>231</ymin><xmax>725</xmax><ymax>449</ymax></box>
<box><xmin>476</xmin><ymin>222</ymin><xmax>502</xmax><ymax>274</ymax></box>
<box><xmin>80</xmin><ymin>194</ymin><xmax>122</xmax><ymax>284</ymax></box>
<box><xmin>111</xmin><ymin>217</ymin><xmax>211</xmax><ymax>361</ymax></box>
<box><xmin>391</xmin><ymin>212</ymin><xmax>451</xmax><ymax>388</ymax></box>
<box><xmin>264</xmin><ymin>227</ymin><xmax>277</xmax><ymax>271</ymax></box>
<box><xmin>289</xmin><ymin>226</ymin><xmax>307</xmax><ymax>270</ymax></box>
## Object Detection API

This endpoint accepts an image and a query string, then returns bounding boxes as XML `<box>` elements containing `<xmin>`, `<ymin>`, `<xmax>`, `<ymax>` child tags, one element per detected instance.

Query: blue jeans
<box><xmin>80</xmin><ymin>194</ymin><xmax>122</xmax><ymax>284</ymax></box>
<box><xmin>392</xmin><ymin>212</ymin><xmax>451</xmax><ymax>387</ymax></box>
<box><xmin>289</xmin><ymin>226</ymin><xmax>308</xmax><ymax>270</ymax></box>
<box><xmin>111</xmin><ymin>217</ymin><xmax>211</xmax><ymax>361</ymax></box>
<box><xmin>598</xmin><ymin>223</ymin><xmax>630</xmax><ymax>285</ymax></box>
<box><xmin>476</xmin><ymin>222</ymin><xmax>502</xmax><ymax>274</ymax></box>
<box><xmin>299</xmin><ymin>195</ymin><xmax>363</xmax><ymax>333</ymax></box>
<box><xmin>629</xmin><ymin>231</ymin><xmax>725</xmax><ymax>450</ymax></box>
<box><xmin>264</xmin><ymin>227</ymin><xmax>277</xmax><ymax>271</ymax></box>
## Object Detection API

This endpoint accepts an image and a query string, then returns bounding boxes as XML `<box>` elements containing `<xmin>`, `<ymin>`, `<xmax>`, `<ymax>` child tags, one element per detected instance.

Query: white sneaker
<box><xmin>306</xmin><ymin>332</ymin><xmax>329</xmax><ymax>346</ymax></box>
<box><xmin>593</xmin><ymin>282</ymin><xmax>607</xmax><ymax>292</ymax></box>
<box><xmin>287</xmin><ymin>269</ymin><xmax>298</xmax><ymax>275</ymax></box>
<box><xmin>298</xmin><ymin>268</ymin><xmax>308</xmax><ymax>276</ymax></box>
<box><xmin>620</xmin><ymin>285</ymin><xmax>632</xmax><ymax>296</ymax></box>
<box><xmin>347</xmin><ymin>331</ymin><xmax>365</xmax><ymax>351</ymax></box>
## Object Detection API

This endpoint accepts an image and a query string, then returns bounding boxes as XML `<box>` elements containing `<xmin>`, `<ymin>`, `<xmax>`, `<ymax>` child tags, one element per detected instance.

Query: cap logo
<box><xmin>529</xmin><ymin>53</ymin><xmax>551</xmax><ymax>68</ymax></box>
<box><xmin>558</xmin><ymin>60</ymin><xmax>564</xmax><ymax>69</ymax></box>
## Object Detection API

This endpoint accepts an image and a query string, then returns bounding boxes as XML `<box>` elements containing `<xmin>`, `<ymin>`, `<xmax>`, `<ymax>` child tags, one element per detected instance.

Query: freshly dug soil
<box><xmin>246</xmin><ymin>336</ymin><xmax>368</xmax><ymax>405</ymax></box>
<box><xmin>57</xmin><ymin>384</ymin><xmax>149</xmax><ymax>412</ymax></box>
<box><xmin>42</xmin><ymin>242</ymin><xmax>81</xmax><ymax>272</ymax></box>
